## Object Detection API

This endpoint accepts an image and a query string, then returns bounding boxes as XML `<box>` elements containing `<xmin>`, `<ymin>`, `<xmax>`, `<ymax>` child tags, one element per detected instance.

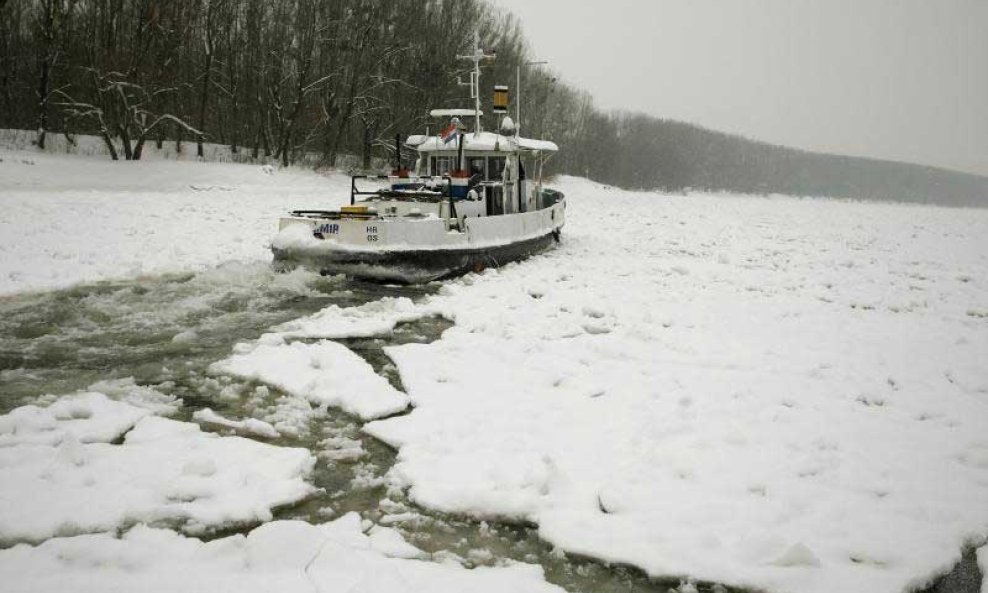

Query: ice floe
<box><xmin>0</xmin><ymin>513</ymin><xmax>563</xmax><ymax>593</ymax></box>
<box><xmin>0</xmin><ymin>389</ymin><xmax>172</xmax><ymax>447</ymax></box>
<box><xmin>192</xmin><ymin>407</ymin><xmax>280</xmax><ymax>439</ymax></box>
<box><xmin>0</xmin><ymin>388</ymin><xmax>316</xmax><ymax>544</ymax></box>
<box><xmin>211</xmin><ymin>339</ymin><xmax>410</xmax><ymax>420</ymax></box>
<box><xmin>272</xmin><ymin>296</ymin><xmax>436</xmax><ymax>339</ymax></box>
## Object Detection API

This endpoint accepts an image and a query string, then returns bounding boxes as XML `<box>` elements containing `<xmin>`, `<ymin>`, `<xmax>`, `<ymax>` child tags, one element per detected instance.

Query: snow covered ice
<box><xmin>0</xmin><ymin>144</ymin><xmax>563</xmax><ymax>592</ymax></box>
<box><xmin>211</xmin><ymin>338</ymin><xmax>410</xmax><ymax>420</ymax></box>
<box><xmin>0</xmin><ymin>513</ymin><xmax>563</xmax><ymax>593</ymax></box>
<box><xmin>272</xmin><ymin>296</ymin><xmax>437</xmax><ymax>339</ymax></box>
<box><xmin>2</xmin><ymin>145</ymin><xmax>987</xmax><ymax>593</ymax></box>
<box><xmin>192</xmin><ymin>407</ymin><xmax>281</xmax><ymax>439</ymax></box>
<box><xmin>204</xmin><ymin>296</ymin><xmax>435</xmax><ymax>421</ymax></box>
<box><xmin>365</xmin><ymin>177</ymin><xmax>988</xmax><ymax>593</ymax></box>
<box><xmin>0</xmin><ymin>146</ymin><xmax>346</xmax><ymax>295</ymax></box>
<box><xmin>0</xmin><ymin>386</ymin><xmax>317</xmax><ymax>544</ymax></box>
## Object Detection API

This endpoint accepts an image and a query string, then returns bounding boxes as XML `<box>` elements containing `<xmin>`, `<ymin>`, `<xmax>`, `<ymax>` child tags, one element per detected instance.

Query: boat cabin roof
<box><xmin>406</xmin><ymin>131</ymin><xmax>558</xmax><ymax>154</ymax></box>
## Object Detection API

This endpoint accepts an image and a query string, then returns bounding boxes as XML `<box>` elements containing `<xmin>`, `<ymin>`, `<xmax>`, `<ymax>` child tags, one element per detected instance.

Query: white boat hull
<box><xmin>272</xmin><ymin>199</ymin><xmax>565</xmax><ymax>283</ymax></box>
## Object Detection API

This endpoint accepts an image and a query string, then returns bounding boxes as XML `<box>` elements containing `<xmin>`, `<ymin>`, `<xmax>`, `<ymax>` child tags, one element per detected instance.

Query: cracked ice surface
<box><xmin>0</xmin><ymin>386</ymin><xmax>317</xmax><ymax>544</ymax></box>
<box><xmin>0</xmin><ymin>513</ymin><xmax>562</xmax><ymax>593</ymax></box>
<box><xmin>207</xmin><ymin>296</ymin><xmax>441</xmax><ymax>421</ymax></box>
<box><xmin>211</xmin><ymin>338</ymin><xmax>410</xmax><ymax>420</ymax></box>
<box><xmin>365</xmin><ymin>177</ymin><xmax>988</xmax><ymax>593</ymax></box>
<box><xmin>272</xmin><ymin>296</ymin><xmax>438</xmax><ymax>339</ymax></box>
<box><xmin>0</xmin><ymin>381</ymin><xmax>176</xmax><ymax>447</ymax></box>
<box><xmin>0</xmin><ymin>146</ymin><xmax>345</xmax><ymax>296</ymax></box>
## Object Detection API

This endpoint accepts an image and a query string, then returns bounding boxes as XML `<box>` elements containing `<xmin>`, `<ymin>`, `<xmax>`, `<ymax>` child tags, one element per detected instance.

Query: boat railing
<box><xmin>539</xmin><ymin>187</ymin><xmax>565</xmax><ymax>208</ymax></box>
<box><xmin>350</xmin><ymin>175</ymin><xmax>452</xmax><ymax>205</ymax></box>
<box><xmin>350</xmin><ymin>175</ymin><xmax>391</xmax><ymax>205</ymax></box>
<box><xmin>350</xmin><ymin>174</ymin><xmax>459</xmax><ymax>228</ymax></box>
<box><xmin>440</xmin><ymin>175</ymin><xmax>457</xmax><ymax>224</ymax></box>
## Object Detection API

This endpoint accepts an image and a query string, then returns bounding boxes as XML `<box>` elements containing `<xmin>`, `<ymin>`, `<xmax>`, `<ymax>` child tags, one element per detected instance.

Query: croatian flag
<box><xmin>440</xmin><ymin>123</ymin><xmax>458</xmax><ymax>144</ymax></box>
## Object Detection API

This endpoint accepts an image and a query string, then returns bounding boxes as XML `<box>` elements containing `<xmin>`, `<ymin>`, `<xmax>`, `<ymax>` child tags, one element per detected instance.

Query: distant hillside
<box><xmin>548</xmin><ymin>113</ymin><xmax>988</xmax><ymax>208</ymax></box>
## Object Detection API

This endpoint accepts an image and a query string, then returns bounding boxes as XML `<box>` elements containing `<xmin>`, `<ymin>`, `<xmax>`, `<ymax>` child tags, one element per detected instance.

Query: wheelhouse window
<box><xmin>488</xmin><ymin>156</ymin><xmax>506</xmax><ymax>181</ymax></box>
<box><xmin>467</xmin><ymin>157</ymin><xmax>486</xmax><ymax>180</ymax></box>
<box><xmin>430</xmin><ymin>156</ymin><xmax>455</xmax><ymax>176</ymax></box>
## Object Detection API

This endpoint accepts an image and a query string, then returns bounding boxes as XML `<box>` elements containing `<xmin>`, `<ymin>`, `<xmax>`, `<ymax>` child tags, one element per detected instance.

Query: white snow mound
<box><xmin>0</xmin><ymin>390</ymin><xmax>169</xmax><ymax>448</ymax></box>
<box><xmin>0</xmin><ymin>513</ymin><xmax>564</xmax><ymax>593</ymax></box>
<box><xmin>212</xmin><ymin>340</ymin><xmax>409</xmax><ymax>420</ymax></box>
<box><xmin>192</xmin><ymin>408</ymin><xmax>280</xmax><ymax>439</ymax></box>
<box><xmin>272</xmin><ymin>296</ymin><xmax>436</xmax><ymax>339</ymax></box>
<box><xmin>0</xmin><ymin>395</ymin><xmax>316</xmax><ymax>543</ymax></box>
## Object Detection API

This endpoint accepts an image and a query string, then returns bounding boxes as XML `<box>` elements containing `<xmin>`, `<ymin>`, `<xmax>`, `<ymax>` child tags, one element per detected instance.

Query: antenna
<box><xmin>456</xmin><ymin>30</ymin><xmax>496</xmax><ymax>137</ymax></box>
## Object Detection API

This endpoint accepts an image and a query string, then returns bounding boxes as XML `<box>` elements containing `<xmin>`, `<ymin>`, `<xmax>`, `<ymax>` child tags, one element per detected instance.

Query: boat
<box><xmin>271</xmin><ymin>34</ymin><xmax>565</xmax><ymax>284</ymax></box>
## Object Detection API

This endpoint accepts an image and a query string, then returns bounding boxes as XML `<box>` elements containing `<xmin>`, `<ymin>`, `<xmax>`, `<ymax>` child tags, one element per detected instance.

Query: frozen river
<box><xmin>1</xmin><ymin>148</ymin><xmax>986</xmax><ymax>593</ymax></box>
<box><xmin>1</xmin><ymin>261</ymin><xmax>982</xmax><ymax>593</ymax></box>
<box><xmin>0</xmin><ymin>264</ymin><xmax>746</xmax><ymax>593</ymax></box>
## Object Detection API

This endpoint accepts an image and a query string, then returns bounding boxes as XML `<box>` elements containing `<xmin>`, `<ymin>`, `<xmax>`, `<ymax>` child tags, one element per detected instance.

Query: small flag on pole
<box><xmin>440</xmin><ymin>122</ymin><xmax>458</xmax><ymax>144</ymax></box>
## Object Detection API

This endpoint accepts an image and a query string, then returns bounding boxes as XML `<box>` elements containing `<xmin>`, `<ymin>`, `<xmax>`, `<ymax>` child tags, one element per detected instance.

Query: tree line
<box><xmin>3</xmin><ymin>0</ymin><xmax>985</xmax><ymax>206</ymax></box>
<box><xmin>0</xmin><ymin>0</ymin><xmax>536</xmax><ymax>166</ymax></box>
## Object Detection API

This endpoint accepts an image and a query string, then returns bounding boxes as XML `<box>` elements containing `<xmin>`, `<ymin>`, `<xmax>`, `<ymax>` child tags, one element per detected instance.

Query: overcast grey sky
<box><xmin>491</xmin><ymin>0</ymin><xmax>988</xmax><ymax>177</ymax></box>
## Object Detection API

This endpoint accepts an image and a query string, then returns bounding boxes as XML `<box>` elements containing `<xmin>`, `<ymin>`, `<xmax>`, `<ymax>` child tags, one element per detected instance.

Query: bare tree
<box><xmin>8</xmin><ymin>0</ymin><xmax>552</xmax><ymax>169</ymax></box>
<box><xmin>33</xmin><ymin>0</ymin><xmax>78</xmax><ymax>149</ymax></box>
<box><xmin>57</xmin><ymin>73</ymin><xmax>200</xmax><ymax>160</ymax></box>
<box><xmin>195</xmin><ymin>0</ymin><xmax>223</xmax><ymax>158</ymax></box>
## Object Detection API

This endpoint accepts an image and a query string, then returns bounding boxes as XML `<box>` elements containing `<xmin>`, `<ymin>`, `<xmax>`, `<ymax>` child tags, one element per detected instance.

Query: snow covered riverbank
<box><xmin>1</xmin><ymin>148</ymin><xmax>986</xmax><ymax>593</ymax></box>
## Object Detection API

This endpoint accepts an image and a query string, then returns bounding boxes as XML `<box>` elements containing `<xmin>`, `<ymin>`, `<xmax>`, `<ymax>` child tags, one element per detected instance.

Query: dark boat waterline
<box><xmin>272</xmin><ymin>229</ymin><xmax>561</xmax><ymax>284</ymax></box>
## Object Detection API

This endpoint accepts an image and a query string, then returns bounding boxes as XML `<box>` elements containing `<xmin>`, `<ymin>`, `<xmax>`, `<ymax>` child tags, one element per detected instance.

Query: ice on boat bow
<box><xmin>272</xmin><ymin>38</ymin><xmax>565</xmax><ymax>284</ymax></box>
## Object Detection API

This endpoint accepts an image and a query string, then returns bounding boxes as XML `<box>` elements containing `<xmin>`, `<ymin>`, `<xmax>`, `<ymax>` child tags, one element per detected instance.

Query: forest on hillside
<box><xmin>2</xmin><ymin>0</ymin><xmax>986</xmax><ymax>206</ymax></box>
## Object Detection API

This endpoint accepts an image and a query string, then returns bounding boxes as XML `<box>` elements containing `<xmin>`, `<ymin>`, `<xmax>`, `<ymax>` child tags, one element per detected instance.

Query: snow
<box><xmin>414</xmin><ymin>131</ymin><xmax>558</xmax><ymax>153</ymax></box>
<box><xmin>3</xmin><ymin>144</ymin><xmax>988</xmax><ymax>593</ymax></box>
<box><xmin>192</xmin><ymin>408</ymin><xmax>281</xmax><ymax>439</ymax></box>
<box><xmin>0</xmin><ymin>388</ymin><xmax>174</xmax><ymax>447</ymax></box>
<box><xmin>272</xmin><ymin>296</ymin><xmax>435</xmax><ymax>339</ymax></box>
<box><xmin>211</xmin><ymin>339</ymin><xmax>410</xmax><ymax>420</ymax></box>
<box><xmin>0</xmin><ymin>388</ymin><xmax>317</xmax><ymax>544</ymax></box>
<box><xmin>364</xmin><ymin>176</ymin><xmax>988</xmax><ymax>593</ymax></box>
<box><xmin>0</xmin><ymin>513</ymin><xmax>563</xmax><ymax>593</ymax></box>
<box><xmin>0</xmin><ymin>144</ymin><xmax>346</xmax><ymax>295</ymax></box>
<box><xmin>367</xmin><ymin>524</ymin><xmax>430</xmax><ymax>559</ymax></box>
<box><xmin>253</xmin><ymin>389</ymin><xmax>326</xmax><ymax>439</ymax></box>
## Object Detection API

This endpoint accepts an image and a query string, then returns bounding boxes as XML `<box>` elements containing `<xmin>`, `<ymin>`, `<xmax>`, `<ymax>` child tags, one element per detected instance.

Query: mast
<box><xmin>457</xmin><ymin>31</ymin><xmax>495</xmax><ymax>137</ymax></box>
